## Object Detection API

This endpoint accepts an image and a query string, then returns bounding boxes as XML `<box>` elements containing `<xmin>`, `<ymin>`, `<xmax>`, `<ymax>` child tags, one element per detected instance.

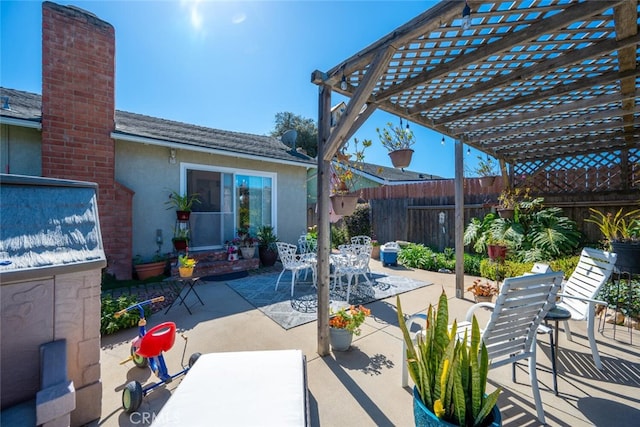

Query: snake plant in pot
<box><xmin>397</xmin><ymin>290</ymin><xmax>501</xmax><ymax>427</ymax></box>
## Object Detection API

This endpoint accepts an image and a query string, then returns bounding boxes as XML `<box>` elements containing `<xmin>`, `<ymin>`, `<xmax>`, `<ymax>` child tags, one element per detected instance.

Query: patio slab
<box><xmin>95</xmin><ymin>259</ymin><xmax>640</xmax><ymax>426</ymax></box>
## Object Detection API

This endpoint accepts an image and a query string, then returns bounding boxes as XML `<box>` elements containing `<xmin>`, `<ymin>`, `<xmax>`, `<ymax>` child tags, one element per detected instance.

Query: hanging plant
<box><xmin>376</xmin><ymin>121</ymin><xmax>415</xmax><ymax>168</ymax></box>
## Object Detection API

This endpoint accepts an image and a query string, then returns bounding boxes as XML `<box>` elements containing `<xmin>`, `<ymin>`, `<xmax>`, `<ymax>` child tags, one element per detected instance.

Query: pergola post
<box><xmin>454</xmin><ymin>139</ymin><xmax>465</xmax><ymax>298</ymax></box>
<box><xmin>316</xmin><ymin>85</ymin><xmax>332</xmax><ymax>356</ymax></box>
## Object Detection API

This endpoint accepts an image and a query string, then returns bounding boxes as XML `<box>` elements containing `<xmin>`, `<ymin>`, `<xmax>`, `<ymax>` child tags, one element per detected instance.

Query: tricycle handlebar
<box><xmin>114</xmin><ymin>296</ymin><xmax>165</xmax><ymax>318</ymax></box>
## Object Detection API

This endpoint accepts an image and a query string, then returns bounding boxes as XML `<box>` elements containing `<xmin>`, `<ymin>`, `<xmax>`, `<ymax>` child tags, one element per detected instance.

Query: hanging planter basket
<box><xmin>497</xmin><ymin>208</ymin><xmax>515</xmax><ymax>219</ymax></box>
<box><xmin>172</xmin><ymin>239</ymin><xmax>188</xmax><ymax>252</ymax></box>
<box><xmin>388</xmin><ymin>149</ymin><xmax>414</xmax><ymax>169</ymax></box>
<box><xmin>479</xmin><ymin>176</ymin><xmax>496</xmax><ymax>188</ymax></box>
<box><xmin>330</xmin><ymin>194</ymin><xmax>359</xmax><ymax>216</ymax></box>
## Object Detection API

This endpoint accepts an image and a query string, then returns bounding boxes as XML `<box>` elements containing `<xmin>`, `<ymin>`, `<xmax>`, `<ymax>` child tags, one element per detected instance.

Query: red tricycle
<box><xmin>115</xmin><ymin>296</ymin><xmax>200</xmax><ymax>413</ymax></box>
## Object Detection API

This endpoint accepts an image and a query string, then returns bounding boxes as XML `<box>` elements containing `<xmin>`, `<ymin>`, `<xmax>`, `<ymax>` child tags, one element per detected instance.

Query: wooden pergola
<box><xmin>311</xmin><ymin>0</ymin><xmax>639</xmax><ymax>355</ymax></box>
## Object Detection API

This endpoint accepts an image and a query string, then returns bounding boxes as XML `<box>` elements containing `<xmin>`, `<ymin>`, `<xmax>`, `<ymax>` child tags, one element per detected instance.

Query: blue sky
<box><xmin>1</xmin><ymin>0</ymin><xmax>486</xmax><ymax>178</ymax></box>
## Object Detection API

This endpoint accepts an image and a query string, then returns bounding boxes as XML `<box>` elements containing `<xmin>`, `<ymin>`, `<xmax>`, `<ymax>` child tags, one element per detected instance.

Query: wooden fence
<box><xmin>360</xmin><ymin>178</ymin><xmax>639</xmax><ymax>251</ymax></box>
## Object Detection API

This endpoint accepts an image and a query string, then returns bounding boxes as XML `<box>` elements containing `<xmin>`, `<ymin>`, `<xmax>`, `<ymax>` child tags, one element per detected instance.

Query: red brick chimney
<box><xmin>41</xmin><ymin>1</ymin><xmax>133</xmax><ymax>279</ymax></box>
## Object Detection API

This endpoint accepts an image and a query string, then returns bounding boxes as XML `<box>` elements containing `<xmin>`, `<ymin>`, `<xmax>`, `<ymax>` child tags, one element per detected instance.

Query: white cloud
<box><xmin>232</xmin><ymin>13</ymin><xmax>246</xmax><ymax>25</ymax></box>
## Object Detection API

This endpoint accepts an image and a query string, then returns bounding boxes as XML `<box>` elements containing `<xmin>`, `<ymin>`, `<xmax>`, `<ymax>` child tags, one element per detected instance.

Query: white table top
<box><xmin>151</xmin><ymin>349</ymin><xmax>308</xmax><ymax>427</ymax></box>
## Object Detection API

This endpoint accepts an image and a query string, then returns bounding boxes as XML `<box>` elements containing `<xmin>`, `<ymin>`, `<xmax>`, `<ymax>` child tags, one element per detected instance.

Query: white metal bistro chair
<box><xmin>275</xmin><ymin>242</ymin><xmax>313</xmax><ymax>297</ymax></box>
<box><xmin>555</xmin><ymin>247</ymin><xmax>617</xmax><ymax>370</ymax></box>
<box><xmin>333</xmin><ymin>244</ymin><xmax>372</xmax><ymax>303</ymax></box>
<box><xmin>402</xmin><ymin>272</ymin><xmax>564</xmax><ymax>424</ymax></box>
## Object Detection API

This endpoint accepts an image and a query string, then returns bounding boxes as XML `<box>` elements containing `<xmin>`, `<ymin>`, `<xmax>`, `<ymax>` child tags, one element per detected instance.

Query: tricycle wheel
<box><xmin>131</xmin><ymin>345</ymin><xmax>148</xmax><ymax>368</ymax></box>
<box><xmin>188</xmin><ymin>352</ymin><xmax>201</xmax><ymax>368</ymax></box>
<box><xmin>122</xmin><ymin>381</ymin><xmax>143</xmax><ymax>413</ymax></box>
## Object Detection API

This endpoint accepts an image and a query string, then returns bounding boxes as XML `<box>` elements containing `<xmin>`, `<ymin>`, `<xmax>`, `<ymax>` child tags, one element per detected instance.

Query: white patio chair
<box><xmin>275</xmin><ymin>242</ymin><xmax>313</xmax><ymax>297</ymax></box>
<box><xmin>333</xmin><ymin>244</ymin><xmax>372</xmax><ymax>302</ymax></box>
<box><xmin>555</xmin><ymin>247</ymin><xmax>617</xmax><ymax>370</ymax></box>
<box><xmin>297</xmin><ymin>235</ymin><xmax>317</xmax><ymax>281</ymax></box>
<box><xmin>350</xmin><ymin>235</ymin><xmax>372</xmax><ymax>246</ymax></box>
<box><xmin>402</xmin><ymin>272</ymin><xmax>564</xmax><ymax>424</ymax></box>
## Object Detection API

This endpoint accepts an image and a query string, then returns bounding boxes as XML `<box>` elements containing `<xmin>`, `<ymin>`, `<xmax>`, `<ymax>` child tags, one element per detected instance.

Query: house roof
<box><xmin>0</xmin><ymin>87</ymin><xmax>316</xmax><ymax>167</ymax></box>
<box><xmin>359</xmin><ymin>161</ymin><xmax>443</xmax><ymax>183</ymax></box>
<box><xmin>312</xmin><ymin>0</ymin><xmax>639</xmax><ymax>191</ymax></box>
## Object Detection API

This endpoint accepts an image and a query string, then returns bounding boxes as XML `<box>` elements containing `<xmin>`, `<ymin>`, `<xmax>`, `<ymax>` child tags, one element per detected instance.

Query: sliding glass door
<box><xmin>183</xmin><ymin>165</ymin><xmax>275</xmax><ymax>250</ymax></box>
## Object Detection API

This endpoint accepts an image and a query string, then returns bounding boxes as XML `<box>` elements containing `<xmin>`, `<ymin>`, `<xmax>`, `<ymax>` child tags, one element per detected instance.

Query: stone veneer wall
<box><xmin>0</xmin><ymin>270</ymin><xmax>103</xmax><ymax>425</ymax></box>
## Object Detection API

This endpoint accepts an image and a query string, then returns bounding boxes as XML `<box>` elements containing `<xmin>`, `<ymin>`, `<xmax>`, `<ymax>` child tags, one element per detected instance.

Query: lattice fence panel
<box><xmin>513</xmin><ymin>149</ymin><xmax>639</xmax><ymax>194</ymax></box>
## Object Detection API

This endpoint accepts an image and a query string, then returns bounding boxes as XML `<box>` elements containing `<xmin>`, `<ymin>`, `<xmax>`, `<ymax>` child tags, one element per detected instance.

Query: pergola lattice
<box><xmin>311</xmin><ymin>0</ymin><xmax>639</xmax><ymax>355</ymax></box>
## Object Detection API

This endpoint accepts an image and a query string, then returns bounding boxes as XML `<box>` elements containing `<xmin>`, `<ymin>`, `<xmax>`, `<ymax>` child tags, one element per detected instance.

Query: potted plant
<box><xmin>397</xmin><ymin>291</ymin><xmax>501</xmax><ymax>427</ymax></box>
<box><xmin>257</xmin><ymin>225</ymin><xmax>279</xmax><ymax>267</ymax></box>
<box><xmin>496</xmin><ymin>187</ymin><xmax>529</xmax><ymax>219</ymax></box>
<box><xmin>178</xmin><ymin>253</ymin><xmax>197</xmax><ymax>277</ymax></box>
<box><xmin>371</xmin><ymin>239</ymin><xmax>380</xmax><ymax>260</ymax></box>
<box><xmin>585</xmin><ymin>207</ymin><xmax>640</xmax><ymax>274</ymax></box>
<box><xmin>164</xmin><ymin>189</ymin><xmax>200</xmax><ymax>220</ymax></box>
<box><xmin>376</xmin><ymin>121</ymin><xmax>415</xmax><ymax>168</ymax></box>
<box><xmin>469</xmin><ymin>155</ymin><xmax>499</xmax><ymax>188</ymax></box>
<box><xmin>467</xmin><ymin>279</ymin><xmax>499</xmax><ymax>303</ymax></box>
<box><xmin>172</xmin><ymin>227</ymin><xmax>190</xmax><ymax>252</ymax></box>
<box><xmin>328</xmin><ymin>304</ymin><xmax>371</xmax><ymax>351</ymax></box>
<box><xmin>227</xmin><ymin>244</ymin><xmax>239</xmax><ymax>261</ymax></box>
<box><xmin>331</xmin><ymin>138</ymin><xmax>370</xmax><ymax>216</ymax></box>
<box><xmin>237</xmin><ymin>226</ymin><xmax>258</xmax><ymax>259</ymax></box>
<box><xmin>133</xmin><ymin>253</ymin><xmax>167</xmax><ymax>280</ymax></box>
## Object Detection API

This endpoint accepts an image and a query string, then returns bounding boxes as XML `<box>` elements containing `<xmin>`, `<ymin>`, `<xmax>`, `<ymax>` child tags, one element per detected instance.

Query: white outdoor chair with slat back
<box><xmin>402</xmin><ymin>272</ymin><xmax>564</xmax><ymax>424</ymax></box>
<box><xmin>555</xmin><ymin>247</ymin><xmax>617</xmax><ymax>370</ymax></box>
<box><xmin>275</xmin><ymin>242</ymin><xmax>312</xmax><ymax>297</ymax></box>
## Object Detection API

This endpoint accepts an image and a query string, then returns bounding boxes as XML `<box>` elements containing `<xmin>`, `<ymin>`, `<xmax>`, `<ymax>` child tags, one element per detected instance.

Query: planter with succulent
<box><xmin>133</xmin><ymin>253</ymin><xmax>167</xmax><ymax>280</ymax></box>
<box><xmin>371</xmin><ymin>239</ymin><xmax>380</xmax><ymax>260</ymax></box>
<box><xmin>467</xmin><ymin>279</ymin><xmax>499</xmax><ymax>303</ymax></box>
<box><xmin>164</xmin><ymin>189</ymin><xmax>200</xmax><ymax>220</ymax></box>
<box><xmin>376</xmin><ymin>121</ymin><xmax>415</xmax><ymax>169</ymax></box>
<box><xmin>257</xmin><ymin>225</ymin><xmax>279</xmax><ymax>267</ymax></box>
<box><xmin>178</xmin><ymin>253</ymin><xmax>197</xmax><ymax>277</ymax></box>
<box><xmin>328</xmin><ymin>305</ymin><xmax>371</xmax><ymax>351</ymax></box>
<box><xmin>331</xmin><ymin>138</ymin><xmax>371</xmax><ymax>216</ymax></box>
<box><xmin>586</xmin><ymin>207</ymin><xmax>640</xmax><ymax>274</ymax></box>
<box><xmin>397</xmin><ymin>291</ymin><xmax>501</xmax><ymax>427</ymax></box>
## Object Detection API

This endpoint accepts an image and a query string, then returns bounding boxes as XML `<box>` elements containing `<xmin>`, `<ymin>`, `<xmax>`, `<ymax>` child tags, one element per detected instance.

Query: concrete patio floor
<box><xmin>96</xmin><ymin>259</ymin><xmax>640</xmax><ymax>426</ymax></box>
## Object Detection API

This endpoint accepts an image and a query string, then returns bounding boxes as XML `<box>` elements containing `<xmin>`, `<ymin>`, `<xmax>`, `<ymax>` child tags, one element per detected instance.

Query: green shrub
<box><xmin>344</xmin><ymin>203</ymin><xmax>371</xmax><ymax>238</ymax></box>
<box><xmin>331</xmin><ymin>222</ymin><xmax>350</xmax><ymax>248</ymax></box>
<box><xmin>463</xmin><ymin>253</ymin><xmax>483</xmax><ymax>276</ymax></box>
<box><xmin>550</xmin><ymin>255</ymin><xmax>579</xmax><ymax>279</ymax></box>
<box><xmin>598</xmin><ymin>279</ymin><xmax>640</xmax><ymax>319</ymax></box>
<box><xmin>101</xmin><ymin>294</ymin><xmax>150</xmax><ymax>335</ymax></box>
<box><xmin>398</xmin><ymin>243</ymin><xmax>437</xmax><ymax>270</ymax></box>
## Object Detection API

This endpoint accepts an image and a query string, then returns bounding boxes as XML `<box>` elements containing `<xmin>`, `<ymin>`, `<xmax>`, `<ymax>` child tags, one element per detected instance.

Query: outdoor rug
<box><xmin>221</xmin><ymin>270</ymin><xmax>432</xmax><ymax>330</ymax></box>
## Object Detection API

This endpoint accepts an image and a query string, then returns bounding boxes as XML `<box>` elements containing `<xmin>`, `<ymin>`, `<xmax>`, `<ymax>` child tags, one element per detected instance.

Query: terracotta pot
<box><xmin>371</xmin><ymin>246</ymin><xmax>380</xmax><ymax>260</ymax></box>
<box><xmin>388</xmin><ymin>148</ymin><xmax>414</xmax><ymax>169</ymax></box>
<box><xmin>474</xmin><ymin>295</ymin><xmax>493</xmax><ymax>303</ymax></box>
<box><xmin>330</xmin><ymin>194</ymin><xmax>358</xmax><ymax>216</ymax></box>
<box><xmin>134</xmin><ymin>261</ymin><xmax>166</xmax><ymax>280</ymax></box>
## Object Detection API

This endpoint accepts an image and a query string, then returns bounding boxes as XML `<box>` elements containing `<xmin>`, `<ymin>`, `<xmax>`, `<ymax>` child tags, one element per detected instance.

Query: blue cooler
<box><xmin>380</xmin><ymin>242</ymin><xmax>400</xmax><ymax>267</ymax></box>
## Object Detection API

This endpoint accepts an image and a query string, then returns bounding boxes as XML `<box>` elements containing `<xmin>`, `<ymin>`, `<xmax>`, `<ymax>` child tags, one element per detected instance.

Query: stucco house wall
<box><xmin>115</xmin><ymin>141</ymin><xmax>308</xmax><ymax>257</ymax></box>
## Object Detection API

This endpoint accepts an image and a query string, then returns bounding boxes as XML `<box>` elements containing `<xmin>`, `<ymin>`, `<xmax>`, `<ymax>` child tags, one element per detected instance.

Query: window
<box><xmin>182</xmin><ymin>165</ymin><xmax>275</xmax><ymax>250</ymax></box>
